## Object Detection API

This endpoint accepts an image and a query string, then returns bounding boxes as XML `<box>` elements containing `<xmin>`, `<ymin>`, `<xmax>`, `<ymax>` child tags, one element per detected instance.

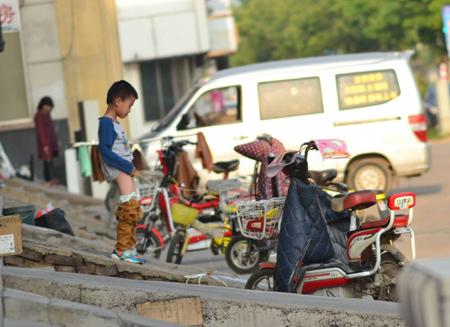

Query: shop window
<box><xmin>140</xmin><ymin>57</ymin><xmax>192</xmax><ymax>122</ymax></box>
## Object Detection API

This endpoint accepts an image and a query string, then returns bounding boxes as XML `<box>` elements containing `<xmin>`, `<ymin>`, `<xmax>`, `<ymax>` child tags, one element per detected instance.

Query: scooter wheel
<box><xmin>136</xmin><ymin>228</ymin><xmax>162</xmax><ymax>259</ymax></box>
<box><xmin>166</xmin><ymin>231</ymin><xmax>185</xmax><ymax>264</ymax></box>
<box><xmin>225</xmin><ymin>235</ymin><xmax>269</xmax><ymax>274</ymax></box>
<box><xmin>245</xmin><ymin>268</ymin><xmax>275</xmax><ymax>291</ymax></box>
<box><xmin>372</xmin><ymin>253</ymin><xmax>401</xmax><ymax>301</ymax></box>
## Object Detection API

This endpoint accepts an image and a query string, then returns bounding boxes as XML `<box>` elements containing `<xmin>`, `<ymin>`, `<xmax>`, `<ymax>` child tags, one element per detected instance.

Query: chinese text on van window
<box><xmin>337</xmin><ymin>70</ymin><xmax>400</xmax><ymax>110</ymax></box>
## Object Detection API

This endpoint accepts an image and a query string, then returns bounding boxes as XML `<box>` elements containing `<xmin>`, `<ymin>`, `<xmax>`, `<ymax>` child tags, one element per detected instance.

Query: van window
<box><xmin>337</xmin><ymin>70</ymin><xmax>400</xmax><ymax>110</ymax></box>
<box><xmin>258</xmin><ymin>77</ymin><xmax>323</xmax><ymax>120</ymax></box>
<box><xmin>177</xmin><ymin>86</ymin><xmax>241</xmax><ymax>130</ymax></box>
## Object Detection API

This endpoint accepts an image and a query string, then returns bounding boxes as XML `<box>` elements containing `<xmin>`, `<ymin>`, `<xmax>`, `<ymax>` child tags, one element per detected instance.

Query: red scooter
<box><xmin>244</xmin><ymin>140</ymin><xmax>416</xmax><ymax>301</ymax></box>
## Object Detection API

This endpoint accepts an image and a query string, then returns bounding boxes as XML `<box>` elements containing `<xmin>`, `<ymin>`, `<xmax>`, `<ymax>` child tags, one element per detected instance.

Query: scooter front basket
<box><xmin>136</xmin><ymin>181</ymin><xmax>157</xmax><ymax>212</ymax></box>
<box><xmin>236</xmin><ymin>197</ymin><xmax>285</xmax><ymax>240</ymax></box>
<box><xmin>171</xmin><ymin>203</ymin><xmax>199</xmax><ymax>226</ymax></box>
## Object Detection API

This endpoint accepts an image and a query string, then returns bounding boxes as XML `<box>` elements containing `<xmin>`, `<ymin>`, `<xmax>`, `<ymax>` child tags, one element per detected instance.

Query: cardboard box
<box><xmin>136</xmin><ymin>297</ymin><xmax>203</xmax><ymax>326</ymax></box>
<box><xmin>0</xmin><ymin>215</ymin><xmax>22</xmax><ymax>256</ymax></box>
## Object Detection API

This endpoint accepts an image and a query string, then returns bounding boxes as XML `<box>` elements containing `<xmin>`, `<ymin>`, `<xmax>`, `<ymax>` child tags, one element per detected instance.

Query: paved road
<box><xmin>153</xmin><ymin>139</ymin><xmax>450</xmax><ymax>280</ymax></box>
<box><xmin>393</xmin><ymin>139</ymin><xmax>450</xmax><ymax>260</ymax></box>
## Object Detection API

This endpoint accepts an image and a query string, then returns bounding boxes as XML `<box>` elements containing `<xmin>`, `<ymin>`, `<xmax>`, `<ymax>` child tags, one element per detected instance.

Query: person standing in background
<box><xmin>34</xmin><ymin>96</ymin><xmax>59</xmax><ymax>183</ymax></box>
<box><xmin>0</xmin><ymin>21</ymin><xmax>5</xmax><ymax>52</ymax></box>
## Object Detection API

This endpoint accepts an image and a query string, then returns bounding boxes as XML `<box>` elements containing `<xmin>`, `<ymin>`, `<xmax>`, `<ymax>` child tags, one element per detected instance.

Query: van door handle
<box><xmin>233</xmin><ymin>135</ymin><xmax>248</xmax><ymax>141</ymax></box>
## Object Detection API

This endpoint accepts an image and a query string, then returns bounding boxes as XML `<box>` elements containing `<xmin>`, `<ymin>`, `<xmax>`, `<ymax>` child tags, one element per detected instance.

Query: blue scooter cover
<box><xmin>275</xmin><ymin>179</ymin><xmax>350</xmax><ymax>292</ymax></box>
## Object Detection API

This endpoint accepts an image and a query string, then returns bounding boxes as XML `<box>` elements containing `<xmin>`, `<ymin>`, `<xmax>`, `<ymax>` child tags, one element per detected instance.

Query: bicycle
<box><xmin>136</xmin><ymin>136</ymin><xmax>242</xmax><ymax>258</ymax></box>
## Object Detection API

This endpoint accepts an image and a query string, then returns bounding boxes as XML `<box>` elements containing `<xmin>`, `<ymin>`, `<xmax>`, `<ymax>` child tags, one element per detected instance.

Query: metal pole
<box><xmin>437</xmin><ymin>62</ymin><xmax>450</xmax><ymax>135</ymax></box>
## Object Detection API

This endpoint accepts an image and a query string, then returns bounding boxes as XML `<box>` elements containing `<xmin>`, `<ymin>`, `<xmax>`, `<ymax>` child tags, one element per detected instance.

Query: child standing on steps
<box><xmin>98</xmin><ymin>80</ymin><xmax>144</xmax><ymax>264</ymax></box>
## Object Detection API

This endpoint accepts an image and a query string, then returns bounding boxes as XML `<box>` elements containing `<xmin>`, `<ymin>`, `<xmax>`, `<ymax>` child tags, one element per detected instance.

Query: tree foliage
<box><xmin>230</xmin><ymin>0</ymin><xmax>449</xmax><ymax>67</ymax></box>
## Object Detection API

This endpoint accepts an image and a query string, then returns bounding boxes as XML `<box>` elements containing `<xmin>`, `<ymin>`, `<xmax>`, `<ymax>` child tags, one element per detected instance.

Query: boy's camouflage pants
<box><xmin>115</xmin><ymin>198</ymin><xmax>143</xmax><ymax>251</ymax></box>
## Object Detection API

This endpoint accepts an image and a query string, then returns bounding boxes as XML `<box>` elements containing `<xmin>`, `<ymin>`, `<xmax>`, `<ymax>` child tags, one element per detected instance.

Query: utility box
<box><xmin>0</xmin><ymin>215</ymin><xmax>22</xmax><ymax>256</ymax></box>
<box><xmin>399</xmin><ymin>258</ymin><xmax>450</xmax><ymax>327</ymax></box>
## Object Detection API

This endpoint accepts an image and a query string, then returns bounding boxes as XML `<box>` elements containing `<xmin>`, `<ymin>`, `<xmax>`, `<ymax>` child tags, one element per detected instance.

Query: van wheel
<box><xmin>346</xmin><ymin>158</ymin><xmax>392</xmax><ymax>193</ymax></box>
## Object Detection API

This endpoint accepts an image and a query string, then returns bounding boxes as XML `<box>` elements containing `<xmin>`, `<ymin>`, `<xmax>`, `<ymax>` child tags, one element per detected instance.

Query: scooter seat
<box><xmin>309</xmin><ymin>169</ymin><xmax>337</xmax><ymax>185</ymax></box>
<box><xmin>359</xmin><ymin>214</ymin><xmax>409</xmax><ymax>230</ymax></box>
<box><xmin>212</xmin><ymin>159</ymin><xmax>240</xmax><ymax>174</ymax></box>
<box><xmin>331</xmin><ymin>190</ymin><xmax>377</xmax><ymax>212</ymax></box>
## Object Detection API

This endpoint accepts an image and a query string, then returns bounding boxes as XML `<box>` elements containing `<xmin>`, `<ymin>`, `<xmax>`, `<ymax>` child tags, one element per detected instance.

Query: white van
<box><xmin>139</xmin><ymin>51</ymin><xmax>430</xmax><ymax>192</ymax></box>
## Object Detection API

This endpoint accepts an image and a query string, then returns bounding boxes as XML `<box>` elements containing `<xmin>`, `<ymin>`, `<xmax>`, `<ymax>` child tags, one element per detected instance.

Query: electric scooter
<box><xmin>244</xmin><ymin>140</ymin><xmax>415</xmax><ymax>301</ymax></box>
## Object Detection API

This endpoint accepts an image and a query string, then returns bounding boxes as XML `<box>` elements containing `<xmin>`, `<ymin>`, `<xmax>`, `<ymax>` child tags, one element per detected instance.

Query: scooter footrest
<box><xmin>302</xmin><ymin>259</ymin><xmax>352</xmax><ymax>274</ymax></box>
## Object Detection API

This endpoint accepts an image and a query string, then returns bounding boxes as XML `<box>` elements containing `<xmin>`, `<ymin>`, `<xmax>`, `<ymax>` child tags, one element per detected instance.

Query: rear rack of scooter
<box><xmin>206</xmin><ymin>179</ymin><xmax>243</xmax><ymax>204</ymax></box>
<box><xmin>236</xmin><ymin>197</ymin><xmax>285</xmax><ymax>240</ymax></box>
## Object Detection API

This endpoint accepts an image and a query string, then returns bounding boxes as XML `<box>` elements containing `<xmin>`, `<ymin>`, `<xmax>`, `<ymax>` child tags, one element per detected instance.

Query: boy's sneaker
<box><xmin>111</xmin><ymin>248</ymin><xmax>145</xmax><ymax>264</ymax></box>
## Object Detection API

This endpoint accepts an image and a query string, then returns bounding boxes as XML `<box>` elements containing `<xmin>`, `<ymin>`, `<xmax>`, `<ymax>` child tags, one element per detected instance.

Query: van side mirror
<box><xmin>176</xmin><ymin>113</ymin><xmax>190</xmax><ymax>130</ymax></box>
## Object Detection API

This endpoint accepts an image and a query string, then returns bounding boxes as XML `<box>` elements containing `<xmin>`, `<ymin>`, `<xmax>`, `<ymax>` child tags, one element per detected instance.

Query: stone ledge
<box><xmin>4</xmin><ymin>178</ymin><xmax>103</xmax><ymax>206</ymax></box>
<box><xmin>4</xmin><ymin>288</ymin><xmax>179</xmax><ymax>327</ymax></box>
<box><xmin>5</xmin><ymin>318</ymin><xmax>53</xmax><ymax>327</ymax></box>
<box><xmin>4</xmin><ymin>267</ymin><xmax>404</xmax><ymax>327</ymax></box>
<box><xmin>5</xmin><ymin>238</ymin><xmax>227</xmax><ymax>286</ymax></box>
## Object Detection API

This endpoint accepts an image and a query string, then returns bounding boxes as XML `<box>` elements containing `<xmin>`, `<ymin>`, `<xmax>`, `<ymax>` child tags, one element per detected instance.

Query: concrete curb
<box><xmin>3</xmin><ymin>267</ymin><xmax>404</xmax><ymax>327</ymax></box>
<box><xmin>3</xmin><ymin>288</ymin><xmax>180</xmax><ymax>327</ymax></box>
<box><xmin>5</xmin><ymin>237</ymin><xmax>232</xmax><ymax>287</ymax></box>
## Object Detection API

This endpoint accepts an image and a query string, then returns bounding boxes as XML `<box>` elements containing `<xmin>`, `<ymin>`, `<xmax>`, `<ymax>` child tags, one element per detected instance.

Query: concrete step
<box><xmin>3</xmin><ymin>267</ymin><xmax>404</xmax><ymax>327</ymax></box>
<box><xmin>5</xmin><ymin>318</ymin><xmax>53</xmax><ymax>327</ymax></box>
<box><xmin>3</xmin><ymin>224</ymin><xmax>243</xmax><ymax>287</ymax></box>
<box><xmin>3</xmin><ymin>288</ymin><xmax>180</xmax><ymax>327</ymax></box>
<box><xmin>22</xmin><ymin>224</ymin><xmax>113</xmax><ymax>254</ymax></box>
<box><xmin>4</xmin><ymin>178</ymin><xmax>103</xmax><ymax>206</ymax></box>
<box><xmin>4</xmin><ymin>237</ymin><xmax>230</xmax><ymax>286</ymax></box>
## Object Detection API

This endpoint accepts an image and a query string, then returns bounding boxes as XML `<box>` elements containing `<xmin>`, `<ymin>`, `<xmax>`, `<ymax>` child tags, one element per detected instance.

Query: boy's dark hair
<box><xmin>37</xmin><ymin>96</ymin><xmax>54</xmax><ymax>111</ymax></box>
<box><xmin>106</xmin><ymin>80</ymin><xmax>138</xmax><ymax>105</ymax></box>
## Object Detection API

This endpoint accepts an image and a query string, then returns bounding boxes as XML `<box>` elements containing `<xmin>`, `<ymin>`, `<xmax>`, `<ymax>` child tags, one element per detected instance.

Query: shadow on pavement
<box><xmin>391</xmin><ymin>184</ymin><xmax>443</xmax><ymax>196</ymax></box>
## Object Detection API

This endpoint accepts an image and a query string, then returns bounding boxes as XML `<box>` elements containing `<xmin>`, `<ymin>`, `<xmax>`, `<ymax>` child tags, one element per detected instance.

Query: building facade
<box><xmin>0</xmin><ymin>0</ymin><xmax>123</xmax><ymax>184</ymax></box>
<box><xmin>116</xmin><ymin>0</ymin><xmax>238</xmax><ymax>139</ymax></box>
<box><xmin>0</xmin><ymin>0</ymin><xmax>237</xmax><ymax>191</ymax></box>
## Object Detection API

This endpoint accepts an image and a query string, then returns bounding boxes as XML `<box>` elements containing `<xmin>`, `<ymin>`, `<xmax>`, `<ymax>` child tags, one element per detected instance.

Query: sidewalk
<box><xmin>0</xmin><ymin>177</ymin><xmax>244</xmax><ymax>288</ymax></box>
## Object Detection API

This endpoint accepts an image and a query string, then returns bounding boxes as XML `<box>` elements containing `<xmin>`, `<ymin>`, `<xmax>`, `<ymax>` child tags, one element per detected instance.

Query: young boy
<box><xmin>98</xmin><ymin>80</ymin><xmax>144</xmax><ymax>264</ymax></box>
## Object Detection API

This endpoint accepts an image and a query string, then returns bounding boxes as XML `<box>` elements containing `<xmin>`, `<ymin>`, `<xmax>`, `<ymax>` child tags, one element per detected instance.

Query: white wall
<box><xmin>20</xmin><ymin>0</ymin><xmax>68</xmax><ymax>120</ymax></box>
<box><xmin>116</xmin><ymin>0</ymin><xmax>210</xmax><ymax>63</ymax></box>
